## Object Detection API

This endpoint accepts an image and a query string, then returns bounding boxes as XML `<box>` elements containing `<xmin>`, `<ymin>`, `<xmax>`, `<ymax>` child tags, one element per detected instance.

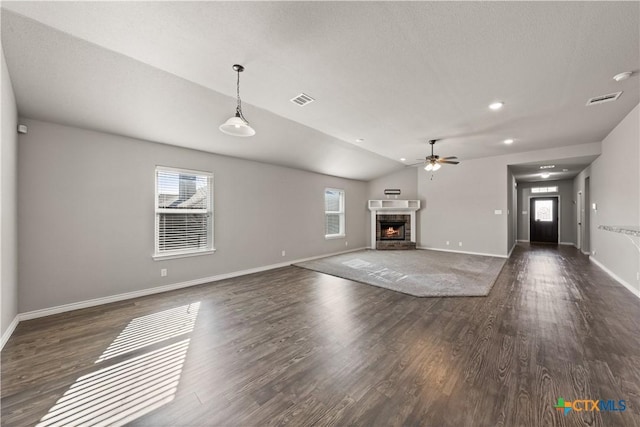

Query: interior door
<box><xmin>530</xmin><ymin>197</ymin><xmax>559</xmax><ymax>243</ymax></box>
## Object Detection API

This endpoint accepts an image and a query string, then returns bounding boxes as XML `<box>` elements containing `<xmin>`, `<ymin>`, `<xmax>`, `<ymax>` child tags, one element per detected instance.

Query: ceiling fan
<box><xmin>417</xmin><ymin>139</ymin><xmax>459</xmax><ymax>171</ymax></box>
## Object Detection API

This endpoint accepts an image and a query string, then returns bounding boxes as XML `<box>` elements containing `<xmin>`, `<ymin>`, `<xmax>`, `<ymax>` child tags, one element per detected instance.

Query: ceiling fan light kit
<box><xmin>219</xmin><ymin>64</ymin><xmax>255</xmax><ymax>137</ymax></box>
<box><xmin>419</xmin><ymin>139</ymin><xmax>459</xmax><ymax>174</ymax></box>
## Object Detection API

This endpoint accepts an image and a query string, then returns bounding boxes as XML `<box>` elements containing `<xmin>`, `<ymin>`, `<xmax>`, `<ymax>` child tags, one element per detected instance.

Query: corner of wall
<box><xmin>1</xmin><ymin>46</ymin><xmax>19</xmax><ymax>342</ymax></box>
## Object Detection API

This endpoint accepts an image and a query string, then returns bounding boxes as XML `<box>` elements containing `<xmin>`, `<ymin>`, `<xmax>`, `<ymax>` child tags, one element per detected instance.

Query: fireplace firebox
<box><xmin>368</xmin><ymin>200</ymin><xmax>420</xmax><ymax>250</ymax></box>
<box><xmin>379</xmin><ymin>222</ymin><xmax>406</xmax><ymax>240</ymax></box>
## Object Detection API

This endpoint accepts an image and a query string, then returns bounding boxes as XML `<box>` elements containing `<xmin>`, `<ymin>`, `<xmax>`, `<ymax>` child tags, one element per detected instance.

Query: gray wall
<box><xmin>367</xmin><ymin>167</ymin><xmax>418</xmax><ymax>200</ymax></box>
<box><xmin>587</xmin><ymin>104</ymin><xmax>639</xmax><ymax>293</ymax></box>
<box><xmin>516</xmin><ymin>179</ymin><xmax>576</xmax><ymax>244</ymax></box>
<box><xmin>1</xmin><ymin>48</ymin><xmax>18</xmax><ymax>339</ymax></box>
<box><xmin>366</xmin><ymin>167</ymin><xmax>418</xmax><ymax>247</ymax></box>
<box><xmin>507</xmin><ymin>168</ymin><xmax>516</xmax><ymax>253</ymax></box>
<box><xmin>415</xmin><ymin>143</ymin><xmax>601</xmax><ymax>257</ymax></box>
<box><xmin>573</xmin><ymin>165</ymin><xmax>593</xmax><ymax>253</ymax></box>
<box><xmin>418</xmin><ymin>155</ymin><xmax>508</xmax><ymax>256</ymax></box>
<box><xmin>18</xmin><ymin>119</ymin><xmax>369</xmax><ymax>313</ymax></box>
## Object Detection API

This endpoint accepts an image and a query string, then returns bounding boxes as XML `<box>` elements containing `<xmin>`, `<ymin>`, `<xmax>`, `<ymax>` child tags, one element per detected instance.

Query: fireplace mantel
<box><xmin>368</xmin><ymin>200</ymin><xmax>420</xmax><ymax>211</ymax></box>
<box><xmin>368</xmin><ymin>200</ymin><xmax>421</xmax><ymax>249</ymax></box>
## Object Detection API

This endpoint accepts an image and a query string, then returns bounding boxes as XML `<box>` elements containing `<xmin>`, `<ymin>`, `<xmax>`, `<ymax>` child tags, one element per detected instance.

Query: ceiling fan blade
<box><xmin>440</xmin><ymin>156</ymin><xmax>458</xmax><ymax>160</ymax></box>
<box><xmin>438</xmin><ymin>160</ymin><xmax>460</xmax><ymax>165</ymax></box>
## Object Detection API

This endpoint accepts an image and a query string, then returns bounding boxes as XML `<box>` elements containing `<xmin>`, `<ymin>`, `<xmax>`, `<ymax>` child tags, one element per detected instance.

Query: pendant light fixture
<box><xmin>219</xmin><ymin>64</ymin><xmax>255</xmax><ymax>137</ymax></box>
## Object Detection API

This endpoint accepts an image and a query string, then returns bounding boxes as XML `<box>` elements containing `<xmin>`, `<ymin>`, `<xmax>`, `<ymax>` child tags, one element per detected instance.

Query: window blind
<box><xmin>324</xmin><ymin>188</ymin><xmax>345</xmax><ymax>237</ymax></box>
<box><xmin>155</xmin><ymin>168</ymin><xmax>213</xmax><ymax>256</ymax></box>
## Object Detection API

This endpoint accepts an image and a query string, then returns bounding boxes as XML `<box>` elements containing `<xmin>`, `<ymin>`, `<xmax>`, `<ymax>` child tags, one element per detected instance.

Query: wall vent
<box><xmin>290</xmin><ymin>93</ymin><xmax>315</xmax><ymax>106</ymax></box>
<box><xmin>586</xmin><ymin>91</ymin><xmax>622</xmax><ymax>106</ymax></box>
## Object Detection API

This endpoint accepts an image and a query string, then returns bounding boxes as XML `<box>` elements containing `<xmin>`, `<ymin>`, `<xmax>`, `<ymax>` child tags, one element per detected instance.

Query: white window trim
<box><xmin>152</xmin><ymin>248</ymin><xmax>216</xmax><ymax>261</ymax></box>
<box><xmin>153</xmin><ymin>166</ymin><xmax>215</xmax><ymax>260</ymax></box>
<box><xmin>324</xmin><ymin>188</ymin><xmax>346</xmax><ymax>239</ymax></box>
<box><xmin>531</xmin><ymin>186</ymin><xmax>559</xmax><ymax>194</ymax></box>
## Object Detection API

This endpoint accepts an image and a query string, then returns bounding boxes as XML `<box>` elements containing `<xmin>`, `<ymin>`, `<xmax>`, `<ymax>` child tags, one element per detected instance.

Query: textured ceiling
<box><xmin>509</xmin><ymin>155</ymin><xmax>600</xmax><ymax>183</ymax></box>
<box><xmin>2</xmin><ymin>2</ymin><xmax>638</xmax><ymax>180</ymax></box>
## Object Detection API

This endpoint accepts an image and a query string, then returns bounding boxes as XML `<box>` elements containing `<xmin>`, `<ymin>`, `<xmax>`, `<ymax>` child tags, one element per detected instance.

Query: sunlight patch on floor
<box><xmin>96</xmin><ymin>302</ymin><xmax>200</xmax><ymax>362</ymax></box>
<box><xmin>36</xmin><ymin>302</ymin><xmax>201</xmax><ymax>427</ymax></box>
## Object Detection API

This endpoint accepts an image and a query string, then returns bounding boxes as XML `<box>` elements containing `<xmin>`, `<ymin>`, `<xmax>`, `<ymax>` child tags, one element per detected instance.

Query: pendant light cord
<box><xmin>236</xmin><ymin>69</ymin><xmax>249</xmax><ymax>124</ymax></box>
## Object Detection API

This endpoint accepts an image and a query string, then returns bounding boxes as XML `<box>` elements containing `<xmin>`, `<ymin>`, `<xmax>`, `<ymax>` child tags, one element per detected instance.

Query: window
<box><xmin>154</xmin><ymin>167</ymin><xmax>213</xmax><ymax>259</ymax></box>
<box><xmin>324</xmin><ymin>188</ymin><xmax>345</xmax><ymax>238</ymax></box>
<box><xmin>534</xmin><ymin>199</ymin><xmax>553</xmax><ymax>222</ymax></box>
<box><xmin>531</xmin><ymin>186</ymin><xmax>558</xmax><ymax>193</ymax></box>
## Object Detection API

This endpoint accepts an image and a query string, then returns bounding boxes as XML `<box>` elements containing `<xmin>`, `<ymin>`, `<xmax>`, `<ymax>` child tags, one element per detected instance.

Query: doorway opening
<box><xmin>583</xmin><ymin>177</ymin><xmax>591</xmax><ymax>254</ymax></box>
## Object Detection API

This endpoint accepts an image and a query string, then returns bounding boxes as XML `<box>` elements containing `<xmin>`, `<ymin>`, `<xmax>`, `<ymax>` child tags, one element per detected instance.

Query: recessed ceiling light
<box><xmin>489</xmin><ymin>101</ymin><xmax>504</xmax><ymax>110</ymax></box>
<box><xmin>400</xmin><ymin>158</ymin><xmax>406</xmax><ymax>162</ymax></box>
<box><xmin>503</xmin><ymin>138</ymin><xmax>514</xmax><ymax>144</ymax></box>
<box><xmin>540</xmin><ymin>165</ymin><xmax>555</xmax><ymax>169</ymax></box>
<box><xmin>613</xmin><ymin>71</ymin><xmax>632</xmax><ymax>82</ymax></box>
<box><xmin>541</xmin><ymin>173</ymin><xmax>551</xmax><ymax>179</ymax></box>
<box><xmin>355</xmin><ymin>138</ymin><xmax>364</xmax><ymax>143</ymax></box>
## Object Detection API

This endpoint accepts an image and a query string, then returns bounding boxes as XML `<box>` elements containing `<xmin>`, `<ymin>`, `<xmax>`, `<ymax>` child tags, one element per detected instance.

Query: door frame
<box><xmin>577</xmin><ymin>191</ymin><xmax>582</xmax><ymax>250</ymax></box>
<box><xmin>583</xmin><ymin>177</ymin><xmax>591</xmax><ymax>254</ymax></box>
<box><xmin>527</xmin><ymin>195</ymin><xmax>561</xmax><ymax>243</ymax></box>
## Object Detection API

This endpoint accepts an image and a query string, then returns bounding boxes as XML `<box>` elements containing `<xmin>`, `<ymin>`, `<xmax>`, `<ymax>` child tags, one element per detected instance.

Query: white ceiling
<box><xmin>509</xmin><ymin>155</ymin><xmax>600</xmax><ymax>183</ymax></box>
<box><xmin>2</xmin><ymin>2</ymin><xmax>638</xmax><ymax>180</ymax></box>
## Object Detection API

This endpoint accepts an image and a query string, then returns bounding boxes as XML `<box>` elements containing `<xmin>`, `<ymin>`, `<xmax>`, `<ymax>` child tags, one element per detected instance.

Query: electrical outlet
<box><xmin>345</xmin><ymin>241</ymin><xmax>348</xmax><ymax>246</ymax></box>
<box><xmin>281</xmin><ymin>250</ymin><xmax>286</xmax><ymax>257</ymax></box>
<box><xmin>160</xmin><ymin>269</ymin><xmax>167</xmax><ymax>277</ymax></box>
<box><xmin>592</xmin><ymin>249</ymin><xmax>596</xmax><ymax>256</ymax></box>
<box><xmin>636</xmin><ymin>272</ymin><xmax>639</xmax><ymax>281</ymax></box>
<box><xmin>446</xmin><ymin>241</ymin><xmax>450</xmax><ymax>245</ymax></box>
<box><xmin>458</xmin><ymin>242</ymin><xmax>463</xmax><ymax>247</ymax></box>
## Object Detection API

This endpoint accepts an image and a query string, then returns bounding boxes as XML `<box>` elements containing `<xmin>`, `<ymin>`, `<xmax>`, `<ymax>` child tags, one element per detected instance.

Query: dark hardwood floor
<box><xmin>2</xmin><ymin>244</ymin><xmax>639</xmax><ymax>426</ymax></box>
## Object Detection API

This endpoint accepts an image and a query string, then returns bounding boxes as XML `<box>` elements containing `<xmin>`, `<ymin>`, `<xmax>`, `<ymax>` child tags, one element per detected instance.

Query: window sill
<box><xmin>325</xmin><ymin>234</ymin><xmax>346</xmax><ymax>240</ymax></box>
<box><xmin>152</xmin><ymin>248</ymin><xmax>216</xmax><ymax>261</ymax></box>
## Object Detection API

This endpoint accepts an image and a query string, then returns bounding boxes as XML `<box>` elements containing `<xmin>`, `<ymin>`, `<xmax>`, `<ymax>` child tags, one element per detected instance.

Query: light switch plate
<box><xmin>494</xmin><ymin>209</ymin><xmax>502</xmax><ymax>215</ymax></box>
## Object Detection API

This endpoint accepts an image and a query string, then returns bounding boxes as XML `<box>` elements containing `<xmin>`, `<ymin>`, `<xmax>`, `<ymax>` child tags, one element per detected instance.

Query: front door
<box><xmin>530</xmin><ymin>197</ymin><xmax>558</xmax><ymax>244</ymax></box>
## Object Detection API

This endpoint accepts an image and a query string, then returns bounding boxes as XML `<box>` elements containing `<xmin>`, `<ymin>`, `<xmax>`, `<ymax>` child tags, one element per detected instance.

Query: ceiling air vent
<box><xmin>290</xmin><ymin>93</ymin><xmax>315</xmax><ymax>106</ymax></box>
<box><xmin>586</xmin><ymin>91</ymin><xmax>622</xmax><ymax>106</ymax></box>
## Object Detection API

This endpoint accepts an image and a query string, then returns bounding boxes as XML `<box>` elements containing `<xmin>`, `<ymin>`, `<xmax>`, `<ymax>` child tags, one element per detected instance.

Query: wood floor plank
<box><xmin>2</xmin><ymin>244</ymin><xmax>639</xmax><ymax>426</ymax></box>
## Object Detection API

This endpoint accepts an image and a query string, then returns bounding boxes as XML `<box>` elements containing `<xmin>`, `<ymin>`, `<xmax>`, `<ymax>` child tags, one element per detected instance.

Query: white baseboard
<box><xmin>581</xmin><ymin>250</ymin><xmax>590</xmax><ymax>255</ymax></box>
<box><xmin>518</xmin><ymin>240</ymin><xmax>576</xmax><ymax>246</ymax></box>
<box><xmin>508</xmin><ymin>243</ymin><xmax>516</xmax><ymax>258</ymax></box>
<box><xmin>17</xmin><ymin>247</ymin><xmax>367</xmax><ymax>323</ymax></box>
<box><xmin>417</xmin><ymin>246</ymin><xmax>507</xmax><ymax>259</ymax></box>
<box><xmin>590</xmin><ymin>257</ymin><xmax>640</xmax><ymax>299</ymax></box>
<box><xmin>1</xmin><ymin>316</ymin><xmax>19</xmax><ymax>351</ymax></box>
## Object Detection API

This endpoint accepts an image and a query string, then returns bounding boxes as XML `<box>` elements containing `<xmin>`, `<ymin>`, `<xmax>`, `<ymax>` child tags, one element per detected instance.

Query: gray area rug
<box><xmin>294</xmin><ymin>249</ymin><xmax>506</xmax><ymax>297</ymax></box>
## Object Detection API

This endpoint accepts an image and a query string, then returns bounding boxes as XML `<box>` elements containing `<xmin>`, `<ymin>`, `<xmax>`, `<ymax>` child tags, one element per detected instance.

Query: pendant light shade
<box><xmin>219</xmin><ymin>64</ymin><xmax>255</xmax><ymax>137</ymax></box>
<box><xmin>219</xmin><ymin>114</ymin><xmax>256</xmax><ymax>137</ymax></box>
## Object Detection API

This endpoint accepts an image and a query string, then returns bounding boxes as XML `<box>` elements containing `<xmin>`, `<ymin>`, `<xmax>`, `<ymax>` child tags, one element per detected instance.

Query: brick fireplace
<box><xmin>376</xmin><ymin>214</ymin><xmax>413</xmax><ymax>249</ymax></box>
<box><xmin>368</xmin><ymin>200</ymin><xmax>420</xmax><ymax>250</ymax></box>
